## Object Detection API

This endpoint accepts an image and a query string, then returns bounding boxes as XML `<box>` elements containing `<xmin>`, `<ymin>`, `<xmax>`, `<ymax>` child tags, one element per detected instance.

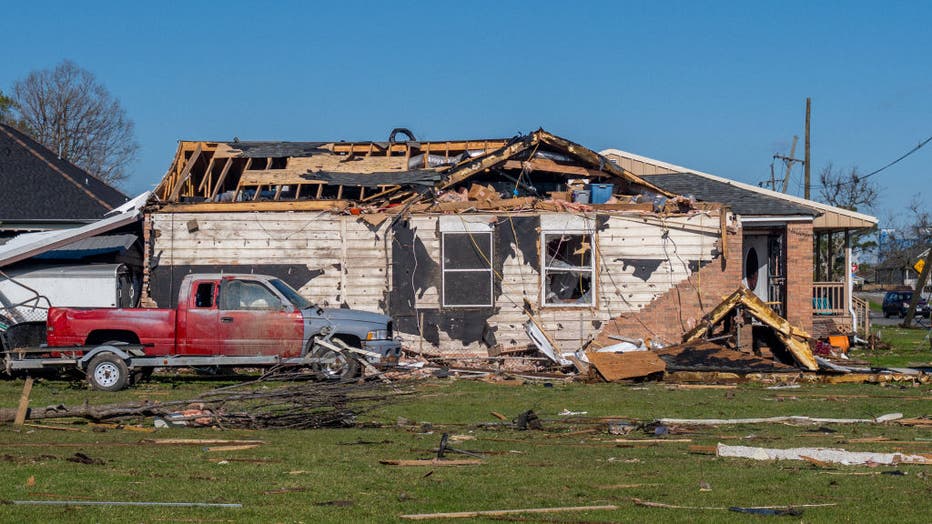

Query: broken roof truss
<box><xmin>154</xmin><ymin>129</ymin><xmax>685</xmax><ymax>214</ymax></box>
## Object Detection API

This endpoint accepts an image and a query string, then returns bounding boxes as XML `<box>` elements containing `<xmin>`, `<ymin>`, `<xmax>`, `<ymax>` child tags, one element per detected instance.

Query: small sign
<box><xmin>915</xmin><ymin>259</ymin><xmax>926</xmax><ymax>274</ymax></box>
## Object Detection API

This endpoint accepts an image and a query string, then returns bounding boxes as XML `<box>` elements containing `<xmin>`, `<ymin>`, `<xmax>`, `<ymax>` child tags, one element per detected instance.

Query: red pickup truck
<box><xmin>7</xmin><ymin>273</ymin><xmax>400</xmax><ymax>390</ymax></box>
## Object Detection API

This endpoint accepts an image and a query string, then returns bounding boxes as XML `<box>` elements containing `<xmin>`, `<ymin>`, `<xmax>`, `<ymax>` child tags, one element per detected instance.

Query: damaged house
<box><xmin>144</xmin><ymin>129</ymin><xmax>871</xmax><ymax>360</ymax></box>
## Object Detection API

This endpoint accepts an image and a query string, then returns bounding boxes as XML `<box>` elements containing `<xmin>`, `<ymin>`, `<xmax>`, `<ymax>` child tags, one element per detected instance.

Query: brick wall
<box><xmin>594</xmin><ymin>225</ymin><xmax>744</xmax><ymax>347</ymax></box>
<box><xmin>785</xmin><ymin>222</ymin><xmax>814</xmax><ymax>335</ymax></box>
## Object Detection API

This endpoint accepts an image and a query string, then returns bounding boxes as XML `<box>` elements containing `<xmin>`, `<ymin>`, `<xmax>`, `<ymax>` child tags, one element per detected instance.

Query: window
<box><xmin>542</xmin><ymin>233</ymin><xmax>595</xmax><ymax>306</ymax></box>
<box><xmin>219</xmin><ymin>280</ymin><xmax>281</xmax><ymax>310</ymax></box>
<box><xmin>194</xmin><ymin>282</ymin><xmax>215</xmax><ymax>308</ymax></box>
<box><xmin>442</xmin><ymin>232</ymin><xmax>493</xmax><ymax>307</ymax></box>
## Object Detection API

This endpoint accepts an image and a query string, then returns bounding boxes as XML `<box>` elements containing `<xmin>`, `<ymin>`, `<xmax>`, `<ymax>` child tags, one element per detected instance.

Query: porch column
<box><xmin>845</xmin><ymin>230</ymin><xmax>854</xmax><ymax>332</ymax></box>
<box><xmin>827</xmin><ymin>231</ymin><xmax>834</xmax><ymax>282</ymax></box>
<box><xmin>815</xmin><ymin>232</ymin><xmax>822</xmax><ymax>281</ymax></box>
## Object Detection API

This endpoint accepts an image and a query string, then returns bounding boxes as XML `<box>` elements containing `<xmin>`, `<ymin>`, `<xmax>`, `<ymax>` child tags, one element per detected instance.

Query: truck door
<box><xmin>217</xmin><ymin>279</ymin><xmax>303</xmax><ymax>357</ymax></box>
<box><xmin>179</xmin><ymin>280</ymin><xmax>220</xmax><ymax>355</ymax></box>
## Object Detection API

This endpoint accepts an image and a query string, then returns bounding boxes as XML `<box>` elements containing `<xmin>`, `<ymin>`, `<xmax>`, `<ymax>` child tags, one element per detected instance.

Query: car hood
<box><xmin>317</xmin><ymin>308</ymin><xmax>391</xmax><ymax>326</ymax></box>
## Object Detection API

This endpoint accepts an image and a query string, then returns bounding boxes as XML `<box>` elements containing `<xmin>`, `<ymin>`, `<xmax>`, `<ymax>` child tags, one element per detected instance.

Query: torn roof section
<box><xmin>154</xmin><ymin>129</ymin><xmax>686</xmax><ymax>214</ymax></box>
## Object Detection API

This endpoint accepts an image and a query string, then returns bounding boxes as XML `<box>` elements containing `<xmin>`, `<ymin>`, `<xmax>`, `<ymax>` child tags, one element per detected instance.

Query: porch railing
<box><xmin>812</xmin><ymin>282</ymin><xmax>847</xmax><ymax>316</ymax></box>
<box><xmin>852</xmin><ymin>296</ymin><xmax>871</xmax><ymax>337</ymax></box>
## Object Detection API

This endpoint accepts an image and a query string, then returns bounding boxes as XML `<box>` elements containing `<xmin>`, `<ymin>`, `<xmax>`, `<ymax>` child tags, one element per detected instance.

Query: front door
<box><xmin>217</xmin><ymin>279</ymin><xmax>303</xmax><ymax>357</ymax></box>
<box><xmin>743</xmin><ymin>230</ymin><xmax>787</xmax><ymax>316</ymax></box>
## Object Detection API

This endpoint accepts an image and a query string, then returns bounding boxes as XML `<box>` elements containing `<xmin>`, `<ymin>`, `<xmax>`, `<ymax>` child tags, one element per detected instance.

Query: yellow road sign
<box><xmin>915</xmin><ymin>259</ymin><xmax>925</xmax><ymax>274</ymax></box>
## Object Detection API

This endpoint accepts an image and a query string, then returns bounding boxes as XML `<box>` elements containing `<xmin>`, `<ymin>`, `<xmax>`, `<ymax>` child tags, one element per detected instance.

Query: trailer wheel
<box><xmin>87</xmin><ymin>354</ymin><xmax>130</xmax><ymax>391</ymax></box>
<box><xmin>309</xmin><ymin>338</ymin><xmax>360</xmax><ymax>380</ymax></box>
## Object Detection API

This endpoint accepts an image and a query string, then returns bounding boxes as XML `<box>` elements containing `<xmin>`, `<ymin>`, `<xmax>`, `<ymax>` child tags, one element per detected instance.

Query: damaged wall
<box><xmin>148</xmin><ymin>210</ymin><xmax>723</xmax><ymax>355</ymax></box>
<box><xmin>148</xmin><ymin>212</ymin><xmax>390</xmax><ymax>311</ymax></box>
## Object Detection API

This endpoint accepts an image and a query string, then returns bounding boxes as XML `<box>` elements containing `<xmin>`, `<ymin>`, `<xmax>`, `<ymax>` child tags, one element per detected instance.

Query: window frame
<box><xmin>441</xmin><ymin>230</ymin><xmax>494</xmax><ymax>309</ymax></box>
<box><xmin>540</xmin><ymin>229</ymin><xmax>597</xmax><ymax>308</ymax></box>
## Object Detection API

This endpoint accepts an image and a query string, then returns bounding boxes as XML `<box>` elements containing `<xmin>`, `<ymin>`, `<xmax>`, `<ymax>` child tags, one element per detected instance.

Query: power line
<box><xmin>862</xmin><ymin>135</ymin><xmax>932</xmax><ymax>179</ymax></box>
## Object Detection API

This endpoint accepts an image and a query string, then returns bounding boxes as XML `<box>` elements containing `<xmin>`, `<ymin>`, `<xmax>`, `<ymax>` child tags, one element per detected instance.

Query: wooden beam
<box><xmin>209</xmin><ymin>157</ymin><xmax>234</xmax><ymax>200</ymax></box>
<box><xmin>503</xmin><ymin>158</ymin><xmax>603</xmax><ymax>177</ymax></box>
<box><xmin>535</xmin><ymin>131</ymin><xmax>675</xmax><ymax>197</ymax></box>
<box><xmin>439</xmin><ymin>135</ymin><xmax>535</xmax><ymax>190</ymax></box>
<box><xmin>168</xmin><ymin>145</ymin><xmax>203</xmax><ymax>201</ymax></box>
<box><xmin>159</xmin><ymin>200</ymin><xmax>350</xmax><ymax>213</ymax></box>
<box><xmin>14</xmin><ymin>377</ymin><xmax>33</xmax><ymax>425</ymax></box>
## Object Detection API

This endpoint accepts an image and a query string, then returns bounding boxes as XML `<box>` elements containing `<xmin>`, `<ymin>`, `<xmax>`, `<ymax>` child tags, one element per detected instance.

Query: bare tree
<box><xmin>10</xmin><ymin>61</ymin><xmax>139</xmax><ymax>185</ymax></box>
<box><xmin>818</xmin><ymin>163</ymin><xmax>879</xmax><ymax>212</ymax></box>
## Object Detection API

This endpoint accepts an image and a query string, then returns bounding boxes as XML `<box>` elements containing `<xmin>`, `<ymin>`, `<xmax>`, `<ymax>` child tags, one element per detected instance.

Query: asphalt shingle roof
<box><xmin>641</xmin><ymin>172</ymin><xmax>817</xmax><ymax>217</ymax></box>
<box><xmin>0</xmin><ymin>124</ymin><xmax>128</xmax><ymax>222</ymax></box>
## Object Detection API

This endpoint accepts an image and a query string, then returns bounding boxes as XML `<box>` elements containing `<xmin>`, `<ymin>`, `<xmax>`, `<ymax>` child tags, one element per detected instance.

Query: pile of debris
<box><xmin>1</xmin><ymin>378</ymin><xmax>410</xmax><ymax>429</ymax></box>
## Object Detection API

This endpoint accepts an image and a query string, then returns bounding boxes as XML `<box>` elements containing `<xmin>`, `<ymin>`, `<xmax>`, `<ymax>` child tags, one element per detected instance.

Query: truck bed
<box><xmin>47</xmin><ymin>307</ymin><xmax>177</xmax><ymax>355</ymax></box>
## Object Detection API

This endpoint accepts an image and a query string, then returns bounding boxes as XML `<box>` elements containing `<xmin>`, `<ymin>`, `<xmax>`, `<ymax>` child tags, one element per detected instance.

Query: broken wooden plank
<box><xmin>13</xmin><ymin>377</ymin><xmax>34</xmax><ymax>425</ymax></box>
<box><xmin>659</xmin><ymin>413</ymin><xmax>902</xmax><ymax>426</ymax></box>
<box><xmin>380</xmin><ymin>459</ymin><xmax>482</xmax><ymax>466</ymax></box>
<box><xmin>716</xmin><ymin>443</ymin><xmax>932</xmax><ymax>466</ymax></box>
<box><xmin>586</xmin><ymin>351</ymin><xmax>666</xmax><ymax>382</ymax></box>
<box><xmin>160</xmin><ymin>200</ymin><xmax>349</xmax><ymax>213</ymax></box>
<box><xmin>204</xmin><ymin>444</ymin><xmax>262</xmax><ymax>452</ymax></box>
<box><xmin>168</xmin><ymin>144</ymin><xmax>202</xmax><ymax>201</ymax></box>
<box><xmin>400</xmin><ymin>504</ymin><xmax>619</xmax><ymax>520</ymax></box>
<box><xmin>142</xmin><ymin>439</ymin><xmax>266</xmax><ymax>446</ymax></box>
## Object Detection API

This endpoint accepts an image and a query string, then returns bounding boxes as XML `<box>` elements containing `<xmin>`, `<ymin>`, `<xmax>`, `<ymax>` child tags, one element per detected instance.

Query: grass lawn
<box><xmin>1</xmin><ymin>375</ymin><xmax>930</xmax><ymax>523</ymax></box>
<box><xmin>865</xmin><ymin>326</ymin><xmax>932</xmax><ymax>368</ymax></box>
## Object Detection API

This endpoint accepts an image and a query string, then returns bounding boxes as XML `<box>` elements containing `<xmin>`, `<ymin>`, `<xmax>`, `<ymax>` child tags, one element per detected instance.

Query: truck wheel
<box><xmin>310</xmin><ymin>339</ymin><xmax>360</xmax><ymax>380</ymax></box>
<box><xmin>87</xmin><ymin>354</ymin><xmax>130</xmax><ymax>391</ymax></box>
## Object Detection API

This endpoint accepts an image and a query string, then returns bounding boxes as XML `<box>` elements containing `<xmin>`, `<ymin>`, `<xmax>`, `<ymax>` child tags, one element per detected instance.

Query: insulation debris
<box><xmin>715</xmin><ymin>443</ymin><xmax>932</xmax><ymax>466</ymax></box>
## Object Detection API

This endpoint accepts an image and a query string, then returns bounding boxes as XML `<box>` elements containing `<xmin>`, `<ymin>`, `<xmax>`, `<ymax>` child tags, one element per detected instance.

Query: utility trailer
<box><xmin>2</xmin><ymin>273</ymin><xmax>401</xmax><ymax>390</ymax></box>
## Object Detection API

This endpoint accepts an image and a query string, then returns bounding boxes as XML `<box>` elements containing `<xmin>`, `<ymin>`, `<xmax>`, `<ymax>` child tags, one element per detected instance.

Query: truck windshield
<box><xmin>269</xmin><ymin>279</ymin><xmax>313</xmax><ymax>309</ymax></box>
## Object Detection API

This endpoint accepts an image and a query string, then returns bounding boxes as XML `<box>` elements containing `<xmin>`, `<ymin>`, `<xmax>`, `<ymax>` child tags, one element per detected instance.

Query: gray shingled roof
<box><xmin>641</xmin><ymin>172</ymin><xmax>817</xmax><ymax>217</ymax></box>
<box><xmin>0</xmin><ymin>124</ymin><xmax>128</xmax><ymax>222</ymax></box>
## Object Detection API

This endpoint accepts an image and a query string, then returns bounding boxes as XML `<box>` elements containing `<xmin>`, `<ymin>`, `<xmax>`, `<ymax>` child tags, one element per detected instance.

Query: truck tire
<box><xmin>309</xmin><ymin>338</ymin><xmax>360</xmax><ymax>381</ymax></box>
<box><xmin>87</xmin><ymin>353</ymin><xmax>130</xmax><ymax>391</ymax></box>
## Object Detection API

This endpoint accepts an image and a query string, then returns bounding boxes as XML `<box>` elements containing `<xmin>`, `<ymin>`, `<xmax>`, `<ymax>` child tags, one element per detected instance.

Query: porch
<box><xmin>810</xmin><ymin>209</ymin><xmax>877</xmax><ymax>338</ymax></box>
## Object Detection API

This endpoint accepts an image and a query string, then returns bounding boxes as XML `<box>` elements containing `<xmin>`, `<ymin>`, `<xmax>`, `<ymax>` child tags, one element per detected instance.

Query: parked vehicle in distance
<box><xmin>881</xmin><ymin>290</ymin><xmax>931</xmax><ymax>318</ymax></box>
<box><xmin>4</xmin><ymin>274</ymin><xmax>401</xmax><ymax>390</ymax></box>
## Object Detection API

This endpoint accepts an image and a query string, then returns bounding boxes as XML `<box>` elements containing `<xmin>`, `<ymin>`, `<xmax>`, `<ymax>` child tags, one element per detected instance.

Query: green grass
<box><xmin>866</xmin><ymin>326</ymin><xmax>932</xmax><ymax>368</ymax></box>
<box><xmin>1</xmin><ymin>376</ymin><xmax>931</xmax><ymax>522</ymax></box>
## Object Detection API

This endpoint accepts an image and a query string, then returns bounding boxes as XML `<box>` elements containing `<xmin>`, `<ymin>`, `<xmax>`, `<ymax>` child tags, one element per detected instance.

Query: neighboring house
<box><xmin>601</xmin><ymin>148</ymin><xmax>878</xmax><ymax>338</ymax></box>
<box><xmin>145</xmin><ymin>128</ymin><xmax>832</xmax><ymax>358</ymax></box>
<box><xmin>0</xmin><ymin>123</ymin><xmax>128</xmax><ymax>235</ymax></box>
<box><xmin>0</xmin><ymin>123</ymin><xmax>144</xmax><ymax>323</ymax></box>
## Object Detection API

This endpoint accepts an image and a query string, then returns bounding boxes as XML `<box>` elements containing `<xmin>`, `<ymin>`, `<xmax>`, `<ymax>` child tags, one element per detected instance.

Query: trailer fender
<box><xmin>78</xmin><ymin>345</ymin><xmax>133</xmax><ymax>370</ymax></box>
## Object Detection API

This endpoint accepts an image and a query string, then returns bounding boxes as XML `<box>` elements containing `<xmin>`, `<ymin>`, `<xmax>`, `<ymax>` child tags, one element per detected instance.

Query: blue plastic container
<box><xmin>588</xmin><ymin>183</ymin><xmax>614</xmax><ymax>204</ymax></box>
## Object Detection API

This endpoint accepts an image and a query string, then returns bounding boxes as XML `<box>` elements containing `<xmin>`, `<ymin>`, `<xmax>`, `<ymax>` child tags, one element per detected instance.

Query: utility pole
<box><xmin>773</xmin><ymin>135</ymin><xmax>801</xmax><ymax>193</ymax></box>
<box><xmin>804</xmin><ymin>97</ymin><xmax>811</xmax><ymax>199</ymax></box>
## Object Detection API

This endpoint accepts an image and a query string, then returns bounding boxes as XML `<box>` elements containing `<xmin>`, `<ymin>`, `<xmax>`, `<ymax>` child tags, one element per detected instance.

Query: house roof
<box><xmin>639</xmin><ymin>172</ymin><xmax>817</xmax><ymax>217</ymax></box>
<box><xmin>601</xmin><ymin>148</ymin><xmax>878</xmax><ymax>229</ymax></box>
<box><xmin>0</xmin><ymin>124</ymin><xmax>128</xmax><ymax>223</ymax></box>
<box><xmin>154</xmin><ymin>129</ymin><xmax>684</xmax><ymax>215</ymax></box>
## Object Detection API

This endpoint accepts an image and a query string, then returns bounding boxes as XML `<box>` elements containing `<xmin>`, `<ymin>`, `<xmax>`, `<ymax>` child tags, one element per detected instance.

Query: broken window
<box><xmin>194</xmin><ymin>282</ymin><xmax>215</xmax><ymax>308</ymax></box>
<box><xmin>442</xmin><ymin>232</ymin><xmax>493</xmax><ymax>307</ymax></box>
<box><xmin>542</xmin><ymin>233</ymin><xmax>595</xmax><ymax>306</ymax></box>
<box><xmin>219</xmin><ymin>280</ymin><xmax>281</xmax><ymax>310</ymax></box>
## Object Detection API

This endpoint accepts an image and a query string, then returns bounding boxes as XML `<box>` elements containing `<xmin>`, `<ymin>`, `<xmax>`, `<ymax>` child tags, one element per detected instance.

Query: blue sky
<box><xmin>2</xmin><ymin>1</ymin><xmax>930</xmax><ymax>225</ymax></box>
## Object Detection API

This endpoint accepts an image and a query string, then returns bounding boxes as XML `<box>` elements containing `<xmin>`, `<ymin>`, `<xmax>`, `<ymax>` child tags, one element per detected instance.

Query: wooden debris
<box><xmin>716</xmin><ymin>443</ymin><xmax>932</xmax><ymax>465</ymax></box>
<box><xmin>490</xmin><ymin>411</ymin><xmax>508</xmax><ymax>421</ymax></box>
<box><xmin>204</xmin><ymin>444</ymin><xmax>262</xmax><ymax>452</ymax></box>
<box><xmin>682</xmin><ymin>286</ymin><xmax>817</xmax><ymax>370</ymax></box>
<box><xmin>400</xmin><ymin>504</ymin><xmax>619</xmax><ymax>520</ymax></box>
<box><xmin>611</xmin><ymin>438</ymin><xmax>692</xmax><ymax>444</ymax></box>
<box><xmin>586</xmin><ymin>351</ymin><xmax>666</xmax><ymax>381</ymax></box>
<box><xmin>379</xmin><ymin>459</ymin><xmax>482</xmax><ymax>467</ymax></box>
<box><xmin>143</xmin><ymin>439</ymin><xmax>266</xmax><ymax>446</ymax></box>
<box><xmin>633</xmin><ymin>498</ymin><xmax>837</xmax><ymax>511</ymax></box>
<box><xmin>14</xmin><ymin>377</ymin><xmax>33</xmax><ymax>426</ymax></box>
<box><xmin>23</xmin><ymin>423</ymin><xmax>83</xmax><ymax>432</ymax></box>
<box><xmin>659</xmin><ymin>413</ymin><xmax>902</xmax><ymax>426</ymax></box>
